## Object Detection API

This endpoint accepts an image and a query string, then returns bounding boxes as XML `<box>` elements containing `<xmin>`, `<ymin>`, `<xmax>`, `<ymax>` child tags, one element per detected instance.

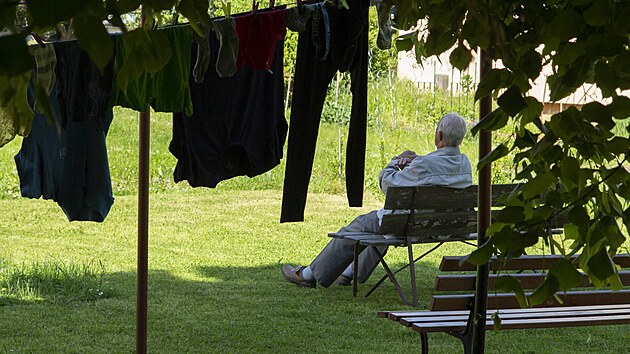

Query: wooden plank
<box><xmin>410</xmin><ymin>314</ymin><xmax>630</xmax><ymax>333</ymax></box>
<box><xmin>359</xmin><ymin>238</ymin><xmax>407</xmax><ymax>247</ymax></box>
<box><xmin>382</xmin><ymin>184</ymin><xmax>519</xmax><ymax>210</ymax></box>
<box><xmin>434</xmin><ymin>271</ymin><xmax>630</xmax><ymax>291</ymax></box>
<box><xmin>380</xmin><ymin>304</ymin><xmax>630</xmax><ymax>322</ymax></box>
<box><xmin>430</xmin><ymin>289</ymin><xmax>630</xmax><ymax>311</ymax></box>
<box><xmin>401</xmin><ymin>307</ymin><xmax>630</xmax><ymax>326</ymax></box>
<box><xmin>439</xmin><ymin>254</ymin><xmax>630</xmax><ymax>272</ymax></box>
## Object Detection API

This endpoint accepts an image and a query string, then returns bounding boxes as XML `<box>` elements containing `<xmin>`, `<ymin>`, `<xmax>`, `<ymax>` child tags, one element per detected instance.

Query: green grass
<box><xmin>1</xmin><ymin>100</ymin><xmax>627</xmax><ymax>352</ymax></box>
<box><xmin>1</xmin><ymin>190</ymin><xmax>629</xmax><ymax>353</ymax></box>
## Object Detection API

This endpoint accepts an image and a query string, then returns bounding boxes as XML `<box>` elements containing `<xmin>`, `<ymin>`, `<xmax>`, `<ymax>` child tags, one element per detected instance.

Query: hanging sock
<box><xmin>192</xmin><ymin>23</ymin><xmax>213</xmax><ymax>83</ymax></box>
<box><xmin>374</xmin><ymin>0</ymin><xmax>394</xmax><ymax>50</ymax></box>
<box><xmin>212</xmin><ymin>17</ymin><xmax>239</xmax><ymax>78</ymax></box>
<box><xmin>286</xmin><ymin>3</ymin><xmax>317</xmax><ymax>32</ymax></box>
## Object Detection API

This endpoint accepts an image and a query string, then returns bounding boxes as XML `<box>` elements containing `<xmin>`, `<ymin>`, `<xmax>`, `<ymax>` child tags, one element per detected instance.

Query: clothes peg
<box><xmin>252</xmin><ymin>0</ymin><xmax>259</xmax><ymax>14</ymax></box>
<box><xmin>31</xmin><ymin>32</ymin><xmax>46</xmax><ymax>48</ymax></box>
<box><xmin>269</xmin><ymin>0</ymin><xmax>275</xmax><ymax>9</ymax></box>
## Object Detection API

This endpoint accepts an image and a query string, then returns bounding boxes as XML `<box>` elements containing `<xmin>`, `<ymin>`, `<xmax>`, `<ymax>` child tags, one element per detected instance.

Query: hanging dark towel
<box><xmin>280</xmin><ymin>0</ymin><xmax>369</xmax><ymax>222</ymax></box>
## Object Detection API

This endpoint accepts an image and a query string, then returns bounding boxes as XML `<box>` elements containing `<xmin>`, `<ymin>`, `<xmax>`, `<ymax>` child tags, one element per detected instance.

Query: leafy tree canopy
<box><xmin>1</xmin><ymin>0</ymin><xmax>629</xmax><ymax>303</ymax></box>
<box><xmin>390</xmin><ymin>0</ymin><xmax>630</xmax><ymax>304</ymax></box>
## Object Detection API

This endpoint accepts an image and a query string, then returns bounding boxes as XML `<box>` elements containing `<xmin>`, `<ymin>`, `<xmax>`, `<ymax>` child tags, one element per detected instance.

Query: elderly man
<box><xmin>282</xmin><ymin>112</ymin><xmax>473</xmax><ymax>288</ymax></box>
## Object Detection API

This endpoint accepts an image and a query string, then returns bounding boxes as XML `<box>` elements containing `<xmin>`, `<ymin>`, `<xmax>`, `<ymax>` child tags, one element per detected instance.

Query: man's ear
<box><xmin>438</xmin><ymin>131</ymin><xmax>444</xmax><ymax>142</ymax></box>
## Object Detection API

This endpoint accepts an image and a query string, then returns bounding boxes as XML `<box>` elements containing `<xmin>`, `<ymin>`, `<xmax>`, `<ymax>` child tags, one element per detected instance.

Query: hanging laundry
<box><xmin>0</xmin><ymin>42</ymin><xmax>51</xmax><ymax>148</ymax></box>
<box><xmin>112</xmin><ymin>25</ymin><xmax>194</xmax><ymax>116</ymax></box>
<box><xmin>169</xmin><ymin>29</ymin><xmax>287</xmax><ymax>188</ymax></box>
<box><xmin>286</xmin><ymin>4</ymin><xmax>318</xmax><ymax>33</ymax></box>
<box><xmin>192</xmin><ymin>24</ymin><xmax>212</xmax><ymax>83</ymax></box>
<box><xmin>29</xmin><ymin>44</ymin><xmax>57</xmax><ymax>100</ymax></box>
<box><xmin>15</xmin><ymin>40</ymin><xmax>115</xmax><ymax>222</ymax></box>
<box><xmin>14</xmin><ymin>85</ymin><xmax>63</xmax><ymax>201</ymax></box>
<box><xmin>212</xmin><ymin>17</ymin><xmax>239</xmax><ymax>78</ymax></box>
<box><xmin>373</xmin><ymin>0</ymin><xmax>394</xmax><ymax>50</ymax></box>
<box><xmin>234</xmin><ymin>7</ymin><xmax>286</xmax><ymax>71</ymax></box>
<box><xmin>281</xmin><ymin>0</ymin><xmax>370</xmax><ymax>222</ymax></box>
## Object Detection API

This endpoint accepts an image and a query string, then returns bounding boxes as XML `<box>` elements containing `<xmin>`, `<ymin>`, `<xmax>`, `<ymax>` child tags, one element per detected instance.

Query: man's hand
<box><xmin>394</xmin><ymin>150</ymin><xmax>418</xmax><ymax>169</ymax></box>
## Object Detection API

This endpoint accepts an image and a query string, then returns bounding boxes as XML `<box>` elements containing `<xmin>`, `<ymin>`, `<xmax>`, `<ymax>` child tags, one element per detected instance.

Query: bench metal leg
<box><xmin>420</xmin><ymin>333</ymin><xmax>429</xmax><ymax>354</ymax></box>
<box><xmin>408</xmin><ymin>243</ymin><xmax>418</xmax><ymax>307</ymax></box>
<box><xmin>352</xmin><ymin>243</ymin><xmax>359</xmax><ymax>297</ymax></box>
<box><xmin>373</xmin><ymin>247</ymin><xmax>410</xmax><ymax>305</ymax></box>
<box><xmin>366</xmin><ymin>242</ymin><xmax>445</xmax><ymax>299</ymax></box>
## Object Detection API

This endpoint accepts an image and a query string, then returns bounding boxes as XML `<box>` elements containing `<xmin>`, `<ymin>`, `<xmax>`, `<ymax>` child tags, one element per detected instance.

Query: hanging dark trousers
<box><xmin>281</xmin><ymin>0</ymin><xmax>369</xmax><ymax>222</ymax></box>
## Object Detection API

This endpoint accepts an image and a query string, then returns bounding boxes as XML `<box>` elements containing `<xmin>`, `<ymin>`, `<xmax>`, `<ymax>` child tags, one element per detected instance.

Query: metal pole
<box><xmin>137</xmin><ymin>6</ymin><xmax>150</xmax><ymax>354</ymax></box>
<box><xmin>471</xmin><ymin>49</ymin><xmax>492</xmax><ymax>354</ymax></box>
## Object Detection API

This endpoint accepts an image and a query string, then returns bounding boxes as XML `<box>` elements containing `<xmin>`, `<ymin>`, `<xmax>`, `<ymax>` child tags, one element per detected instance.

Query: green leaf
<box><xmin>395</xmin><ymin>37</ymin><xmax>414</xmax><ymax>52</ymax></box>
<box><xmin>594</xmin><ymin>62</ymin><xmax>618</xmax><ymax>98</ymax></box>
<box><xmin>474</xmin><ymin>69</ymin><xmax>507</xmax><ymax>101</ymax></box>
<box><xmin>491</xmin><ymin>311</ymin><xmax>502</xmax><ymax>331</ymax></box>
<box><xmin>560</xmin><ymin>156</ymin><xmax>580</xmax><ymax>188</ymax></box>
<box><xmin>0</xmin><ymin>73</ymin><xmax>34</xmax><ymax>147</ymax></box>
<box><xmin>614</xmin><ymin>52</ymin><xmax>630</xmax><ymax>80</ymax></box>
<box><xmin>587</xmin><ymin>247</ymin><xmax>615</xmax><ymax>280</ymax></box>
<box><xmin>553</xmin><ymin>42</ymin><xmax>586</xmax><ymax>66</ymax></box>
<box><xmin>495</xmin><ymin>275</ymin><xmax>528</xmax><ymax>308</ymax></box>
<box><xmin>424</xmin><ymin>27</ymin><xmax>456</xmax><ymax>57</ymax></box>
<box><xmin>563</xmin><ymin>224</ymin><xmax>580</xmax><ymax>240</ymax></box>
<box><xmin>522</xmin><ymin>173</ymin><xmax>556</xmax><ymax>199</ymax></box>
<box><xmin>610</xmin><ymin>96</ymin><xmax>630</xmax><ymax>120</ymax></box>
<box><xmin>546</xmin><ymin>108</ymin><xmax>580</xmax><ymax>142</ymax></box>
<box><xmin>478</xmin><ymin>143</ymin><xmax>509</xmax><ymax>171</ymax></box>
<box><xmin>145</xmin><ymin>0</ymin><xmax>176</xmax><ymax>11</ymax></box>
<box><xmin>529</xmin><ymin>276</ymin><xmax>559</xmax><ymax>307</ymax></box>
<box><xmin>496</xmin><ymin>206</ymin><xmax>525</xmax><ymax>224</ymax></box>
<box><xmin>582</xmin><ymin>101</ymin><xmax>614</xmax><ymax>130</ymax></box>
<box><xmin>497</xmin><ymin>86</ymin><xmax>526</xmax><ymax>117</ymax></box>
<box><xmin>519</xmin><ymin>50</ymin><xmax>542</xmax><ymax>80</ymax></box>
<box><xmin>549</xmin><ymin>258</ymin><xmax>582</xmax><ymax>291</ymax></box>
<box><xmin>583</xmin><ymin>0</ymin><xmax>611</xmax><ymax>27</ymax></box>
<box><xmin>73</xmin><ymin>14</ymin><xmax>115</xmax><ymax>71</ymax></box>
<box><xmin>542</xmin><ymin>9</ymin><xmax>586</xmax><ymax>46</ymax></box>
<box><xmin>514</xmin><ymin>128</ymin><xmax>538</xmax><ymax>149</ymax></box>
<box><xmin>606</xmin><ymin>137</ymin><xmax>630</xmax><ymax>154</ymax></box>
<box><xmin>460</xmin><ymin>241</ymin><xmax>494</xmax><ymax>266</ymax></box>
<box><xmin>178</xmin><ymin>0</ymin><xmax>211</xmax><ymax>27</ymax></box>
<box><xmin>114</xmin><ymin>0</ymin><xmax>143</xmax><ymax>13</ymax></box>
<box><xmin>519</xmin><ymin>97</ymin><xmax>543</xmax><ymax>126</ymax></box>
<box><xmin>449</xmin><ymin>44</ymin><xmax>473</xmax><ymax>71</ymax></box>
<box><xmin>0</xmin><ymin>35</ymin><xmax>35</xmax><ymax>76</ymax></box>
<box><xmin>493</xmin><ymin>228</ymin><xmax>538</xmax><ymax>255</ymax></box>
<box><xmin>471</xmin><ymin>109</ymin><xmax>509</xmax><ymax>135</ymax></box>
<box><xmin>27</xmin><ymin>0</ymin><xmax>91</xmax><ymax>28</ymax></box>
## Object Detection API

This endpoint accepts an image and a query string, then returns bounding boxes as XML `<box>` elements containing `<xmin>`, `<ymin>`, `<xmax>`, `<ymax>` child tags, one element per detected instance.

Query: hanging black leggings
<box><xmin>281</xmin><ymin>0</ymin><xmax>369</xmax><ymax>222</ymax></box>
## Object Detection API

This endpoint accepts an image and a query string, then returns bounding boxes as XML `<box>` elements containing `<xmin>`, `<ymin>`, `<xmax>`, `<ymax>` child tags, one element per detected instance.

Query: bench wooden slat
<box><xmin>434</xmin><ymin>271</ymin><xmax>630</xmax><ymax>291</ymax></box>
<box><xmin>439</xmin><ymin>254</ymin><xmax>630</xmax><ymax>272</ymax></box>
<box><xmin>410</xmin><ymin>314</ymin><xmax>630</xmax><ymax>333</ymax></box>
<box><xmin>378</xmin><ymin>303</ymin><xmax>630</xmax><ymax>321</ymax></box>
<box><xmin>430</xmin><ymin>289</ymin><xmax>630</xmax><ymax>311</ymax></box>
<box><xmin>383</xmin><ymin>184</ymin><xmax>519</xmax><ymax>210</ymax></box>
<box><xmin>400</xmin><ymin>307</ymin><xmax>630</xmax><ymax>326</ymax></box>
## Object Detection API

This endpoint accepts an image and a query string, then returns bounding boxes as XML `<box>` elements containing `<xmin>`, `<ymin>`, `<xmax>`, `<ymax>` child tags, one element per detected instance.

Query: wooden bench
<box><xmin>328</xmin><ymin>183</ymin><xmax>540</xmax><ymax>306</ymax></box>
<box><xmin>378</xmin><ymin>254</ymin><xmax>630</xmax><ymax>353</ymax></box>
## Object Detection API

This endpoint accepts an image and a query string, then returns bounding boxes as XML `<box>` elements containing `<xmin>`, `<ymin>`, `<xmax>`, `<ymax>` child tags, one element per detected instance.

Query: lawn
<box><xmin>1</xmin><ymin>107</ymin><xmax>629</xmax><ymax>353</ymax></box>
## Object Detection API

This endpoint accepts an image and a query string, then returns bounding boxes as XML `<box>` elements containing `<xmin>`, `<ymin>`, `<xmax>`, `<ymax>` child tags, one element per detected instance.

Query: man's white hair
<box><xmin>437</xmin><ymin>112</ymin><xmax>467</xmax><ymax>147</ymax></box>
